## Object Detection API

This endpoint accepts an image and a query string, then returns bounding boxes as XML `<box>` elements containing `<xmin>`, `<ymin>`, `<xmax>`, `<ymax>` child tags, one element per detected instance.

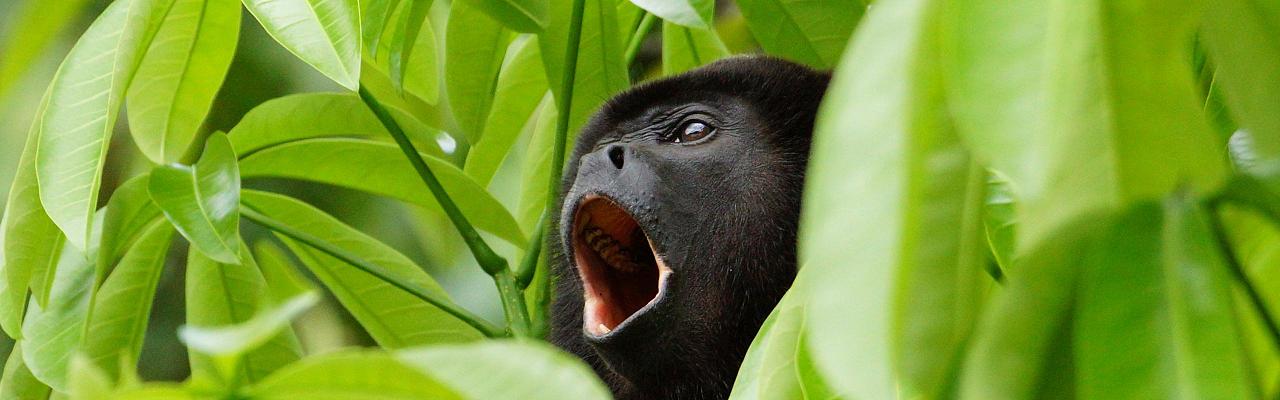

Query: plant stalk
<box><xmin>516</xmin><ymin>212</ymin><xmax>547</xmax><ymax>288</ymax></box>
<box><xmin>240</xmin><ymin>206</ymin><xmax>505</xmax><ymax>337</ymax></box>
<box><xmin>358</xmin><ymin>86</ymin><xmax>532</xmax><ymax>336</ymax></box>
<box><xmin>624</xmin><ymin>12</ymin><xmax>658</xmax><ymax>67</ymax></box>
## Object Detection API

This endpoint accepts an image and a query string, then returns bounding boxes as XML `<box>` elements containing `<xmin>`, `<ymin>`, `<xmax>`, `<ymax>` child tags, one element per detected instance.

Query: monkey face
<box><xmin>551</xmin><ymin>56</ymin><xmax>829</xmax><ymax>398</ymax></box>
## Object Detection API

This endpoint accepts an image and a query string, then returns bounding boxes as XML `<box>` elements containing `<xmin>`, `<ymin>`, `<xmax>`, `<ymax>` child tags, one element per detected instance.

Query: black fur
<box><xmin>548</xmin><ymin>56</ymin><xmax>830</xmax><ymax>400</ymax></box>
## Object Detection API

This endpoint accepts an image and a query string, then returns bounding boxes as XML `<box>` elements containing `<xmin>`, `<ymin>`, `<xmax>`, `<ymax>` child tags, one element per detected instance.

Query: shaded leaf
<box><xmin>242</xmin><ymin>0</ymin><xmax>362</xmax><ymax>89</ymax></box>
<box><xmin>3</xmin><ymin>92</ymin><xmax>59</xmax><ymax>320</ymax></box>
<box><xmin>540</xmin><ymin>0</ymin><xmax>630</xmax><ymax>137</ymax></box>
<box><xmin>80</xmin><ymin>220</ymin><xmax>173</xmax><ymax>382</ymax></box>
<box><xmin>34</xmin><ymin>0</ymin><xmax>173</xmax><ymax>249</ymax></box>
<box><xmin>238</xmin><ymin>138</ymin><xmax>525</xmax><ymax>246</ymax></box>
<box><xmin>241</xmin><ymin>190</ymin><xmax>485</xmax><ymax>347</ymax></box>
<box><xmin>387</xmin><ymin>0</ymin><xmax>434</xmax><ymax>92</ymax></box>
<box><xmin>252</xmin><ymin>241</ymin><xmax>317</xmax><ymax>304</ymax></box>
<box><xmin>1202</xmin><ymin>0</ymin><xmax>1280</xmax><ymax>186</ymax></box>
<box><xmin>362</xmin><ymin>0</ymin><xmax>405</xmax><ymax>58</ymax></box>
<box><xmin>464</xmin><ymin>36</ymin><xmax>549</xmax><ymax>187</ymax></box>
<box><xmin>661</xmin><ymin>22</ymin><xmax>729</xmax><ymax>76</ymax></box>
<box><xmin>96</xmin><ymin>174</ymin><xmax>163</xmax><ymax>284</ymax></box>
<box><xmin>734</xmin><ymin>0</ymin><xmax>861</xmax><ymax>68</ymax></box>
<box><xmin>149</xmin><ymin>132</ymin><xmax>241</xmax><ymax>264</ymax></box>
<box><xmin>445</xmin><ymin>1</ymin><xmax>512</xmax><ymax>143</ymax></box>
<box><xmin>454</xmin><ymin>0</ymin><xmax>547</xmax><ymax>33</ymax></box>
<box><xmin>0</xmin><ymin>345</ymin><xmax>51</xmax><ymax>400</ymax></box>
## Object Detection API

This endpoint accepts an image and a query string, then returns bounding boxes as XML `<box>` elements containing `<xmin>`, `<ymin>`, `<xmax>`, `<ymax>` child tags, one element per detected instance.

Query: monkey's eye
<box><xmin>665</xmin><ymin>120</ymin><xmax>715</xmax><ymax>144</ymax></box>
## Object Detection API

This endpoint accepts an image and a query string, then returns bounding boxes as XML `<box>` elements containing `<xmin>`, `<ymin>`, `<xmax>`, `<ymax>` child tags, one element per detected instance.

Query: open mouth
<box><xmin>573</xmin><ymin>195</ymin><xmax>671</xmax><ymax>337</ymax></box>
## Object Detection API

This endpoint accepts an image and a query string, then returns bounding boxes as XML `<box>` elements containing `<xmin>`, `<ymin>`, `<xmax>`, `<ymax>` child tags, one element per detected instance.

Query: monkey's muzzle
<box><xmin>572</xmin><ymin>195</ymin><xmax>672</xmax><ymax>338</ymax></box>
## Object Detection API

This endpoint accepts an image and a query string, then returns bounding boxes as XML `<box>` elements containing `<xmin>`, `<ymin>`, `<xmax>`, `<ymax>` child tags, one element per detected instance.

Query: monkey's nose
<box><xmin>606</xmin><ymin>144</ymin><xmax>626</xmax><ymax>169</ymax></box>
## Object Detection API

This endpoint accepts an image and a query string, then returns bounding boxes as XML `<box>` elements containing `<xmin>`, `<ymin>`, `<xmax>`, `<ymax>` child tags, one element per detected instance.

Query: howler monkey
<box><xmin>550</xmin><ymin>56</ymin><xmax>831</xmax><ymax>399</ymax></box>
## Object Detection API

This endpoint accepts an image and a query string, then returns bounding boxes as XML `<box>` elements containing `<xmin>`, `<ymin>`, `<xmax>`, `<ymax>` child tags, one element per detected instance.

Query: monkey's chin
<box><xmin>571</xmin><ymin>195</ymin><xmax>672</xmax><ymax>338</ymax></box>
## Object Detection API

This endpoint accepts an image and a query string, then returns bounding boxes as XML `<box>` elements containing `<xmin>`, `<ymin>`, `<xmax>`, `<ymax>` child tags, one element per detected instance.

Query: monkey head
<box><xmin>550</xmin><ymin>56</ymin><xmax>830</xmax><ymax>399</ymax></box>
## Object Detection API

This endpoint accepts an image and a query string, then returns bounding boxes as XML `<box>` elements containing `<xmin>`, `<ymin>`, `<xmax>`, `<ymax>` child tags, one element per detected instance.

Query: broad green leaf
<box><xmin>540</xmin><ymin>0</ymin><xmax>630</xmax><ymax>137</ymax></box>
<box><xmin>68</xmin><ymin>355</ymin><xmax>113</xmax><ymax>400</ymax></box>
<box><xmin>96</xmin><ymin>174</ymin><xmax>164</xmax><ymax>283</ymax></box>
<box><xmin>0</xmin><ymin>345</ymin><xmax>52</xmax><ymax>400</ymax></box>
<box><xmin>397</xmin><ymin>340</ymin><xmax>611</xmax><ymax>400</ymax></box>
<box><xmin>227</xmin><ymin>93</ymin><xmax>443</xmax><ymax>157</ymax></box>
<box><xmin>186</xmin><ymin>242</ymin><xmax>303</xmax><ymax>384</ymax></box>
<box><xmin>363</xmin><ymin>0</ymin><xmax>405</xmax><ymax>58</ymax></box>
<box><xmin>399</xmin><ymin>7</ymin><xmax>440</xmax><ymax>103</ymax></box>
<box><xmin>630</xmin><ymin>0</ymin><xmax>712</xmax><ymax>28</ymax></box>
<box><xmin>983</xmin><ymin>170</ymin><xmax>1016</xmax><ymax>273</ymax></box>
<box><xmin>0</xmin><ymin>0</ymin><xmax>93</xmax><ymax>96</ymax></box>
<box><xmin>387</xmin><ymin>0</ymin><xmax>433</xmax><ymax>92</ymax></box>
<box><xmin>149</xmin><ymin>132</ymin><xmax>241</xmax><ymax>264</ymax></box>
<box><xmin>179</xmin><ymin>292</ymin><xmax>317</xmax><ymax>357</ymax></box>
<box><xmin>800</xmin><ymin>0</ymin><xmax>988</xmax><ymax>397</ymax></box>
<box><xmin>34</xmin><ymin>0</ymin><xmax>173</xmax><ymax>250</ymax></box>
<box><xmin>21</xmin><ymin>240</ymin><xmax>94</xmax><ymax>392</ymax></box>
<box><xmin>248</xmin><ymin>350</ymin><xmax>458</xmax><ymax>399</ymax></box>
<box><xmin>1202</xmin><ymin>0</ymin><xmax>1280</xmax><ymax>185</ymax></box>
<box><xmin>661</xmin><ymin>22</ymin><xmax>729</xmax><ymax>76</ymax></box>
<box><xmin>445</xmin><ymin>1</ymin><xmax>513</xmax><ymax>143</ymax></box>
<box><xmin>242</xmin><ymin>0</ymin><xmax>362</xmax><ymax>89</ymax></box>
<box><xmin>1217</xmin><ymin>205</ymin><xmax>1280</xmax><ymax>395</ymax></box>
<box><xmin>3</xmin><ymin>92</ymin><xmax>59</xmax><ymax>320</ymax></box>
<box><xmin>126</xmin><ymin>0</ymin><xmax>241</xmax><ymax>163</ymax></box>
<box><xmin>252</xmin><ymin>241</ymin><xmax>317</xmax><ymax>304</ymax></box>
<box><xmin>241</xmin><ymin>190</ymin><xmax>485</xmax><ymax>347</ymax></box>
<box><xmin>730</xmin><ymin>284</ymin><xmax>839</xmax><ymax>400</ymax></box>
<box><xmin>944</xmin><ymin>0</ymin><xmax>1228</xmax><ymax>251</ymax></box>
<box><xmin>239</xmin><ymin>139</ymin><xmax>525</xmax><ymax>246</ymax></box>
<box><xmin>734</xmin><ymin>0</ymin><xmax>861</xmax><ymax>69</ymax></box>
<box><xmin>515</xmin><ymin>103</ymin><xmax>559</xmax><ymax>233</ymax></box>
<box><xmin>80</xmin><ymin>220</ymin><xmax>173</xmax><ymax>382</ymax></box>
<box><xmin>464</xmin><ymin>36</ymin><xmax>549</xmax><ymax>187</ymax></box>
<box><xmin>958</xmin><ymin>214</ymin><xmax>1107</xmax><ymax>399</ymax></box>
<box><xmin>1074</xmin><ymin>200</ymin><xmax>1252</xmax><ymax>399</ymax></box>
<box><xmin>454</xmin><ymin>0</ymin><xmax>546</xmax><ymax>33</ymax></box>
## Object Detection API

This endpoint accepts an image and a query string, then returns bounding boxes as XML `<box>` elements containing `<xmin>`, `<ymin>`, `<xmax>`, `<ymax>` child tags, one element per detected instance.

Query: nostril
<box><xmin>607</xmin><ymin>145</ymin><xmax>625</xmax><ymax>169</ymax></box>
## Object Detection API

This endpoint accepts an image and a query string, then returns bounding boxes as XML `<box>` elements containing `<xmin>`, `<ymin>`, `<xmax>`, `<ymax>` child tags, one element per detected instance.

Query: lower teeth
<box><xmin>583</xmin><ymin>226</ymin><xmax>640</xmax><ymax>272</ymax></box>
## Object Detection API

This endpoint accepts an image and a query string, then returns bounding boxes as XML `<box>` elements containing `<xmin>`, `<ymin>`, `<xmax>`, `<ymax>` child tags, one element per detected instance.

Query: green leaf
<box><xmin>943</xmin><ymin>0</ymin><xmax>1228</xmax><ymax>251</ymax></box>
<box><xmin>242</xmin><ymin>0</ymin><xmax>361</xmax><ymax>89</ymax></box>
<box><xmin>455</xmin><ymin>0</ymin><xmax>547</xmax><ymax>34</ymax></box>
<box><xmin>445</xmin><ymin>1</ymin><xmax>513</xmax><ymax>143</ymax></box>
<box><xmin>629</xmin><ymin>0</ymin><xmax>711</xmax><ymax>28</ymax></box>
<box><xmin>958</xmin><ymin>214</ymin><xmax>1107</xmax><ymax>399</ymax></box>
<box><xmin>34</xmin><ymin>0</ymin><xmax>173</xmax><ymax>250</ymax></box>
<box><xmin>983</xmin><ymin>170</ymin><xmax>1017</xmax><ymax>273</ymax></box>
<box><xmin>730</xmin><ymin>284</ymin><xmax>839</xmax><ymax>400</ymax></box>
<box><xmin>252</xmin><ymin>241</ymin><xmax>317</xmax><ymax>304</ymax></box>
<box><xmin>179</xmin><ymin>292</ymin><xmax>317</xmax><ymax>357</ymax></box>
<box><xmin>238</xmin><ymin>138</ymin><xmax>525</xmax><ymax>246</ymax></box>
<box><xmin>3</xmin><ymin>92</ymin><xmax>60</xmax><ymax>318</ymax></box>
<box><xmin>68</xmin><ymin>356</ymin><xmax>113</xmax><ymax>400</ymax></box>
<box><xmin>248</xmin><ymin>350</ymin><xmax>459</xmax><ymax>399</ymax></box>
<box><xmin>515</xmin><ymin>103</ymin><xmax>559</xmax><ymax>233</ymax></box>
<box><xmin>387</xmin><ymin>0</ymin><xmax>434</xmax><ymax>92</ymax></box>
<box><xmin>96</xmin><ymin>174</ymin><xmax>164</xmax><ymax>284</ymax></box>
<box><xmin>0</xmin><ymin>345</ymin><xmax>52</xmax><ymax>400</ymax></box>
<box><xmin>800</xmin><ymin>0</ymin><xmax>988</xmax><ymax>397</ymax></box>
<box><xmin>149</xmin><ymin>132</ymin><xmax>242</xmax><ymax>264</ymax></box>
<box><xmin>540</xmin><ymin>0</ymin><xmax>630</xmax><ymax>137</ymax></box>
<box><xmin>1074</xmin><ymin>200</ymin><xmax>1252</xmax><ymax>398</ymax></box>
<box><xmin>734</xmin><ymin>0</ymin><xmax>862</xmax><ymax>69</ymax></box>
<box><xmin>1202</xmin><ymin>0</ymin><xmax>1280</xmax><ymax>185</ymax></box>
<box><xmin>0</xmin><ymin>0</ymin><xmax>94</xmax><ymax>96</ymax></box>
<box><xmin>660</xmin><ymin>22</ymin><xmax>729</xmax><ymax>76</ymax></box>
<box><xmin>226</xmin><ymin>93</ymin><xmax>442</xmax><ymax>157</ymax></box>
<box><xmin>21</xmin><ymin>240</ymin><xmax>94</xmax><ymax>392</ymax></box>
<box><xmin>396</xmin><ymin>340</ymin><xmax>611</xmax><ymax>400</ymax></box>
<box><xmin>362</xmin><ymin>0</ymin><xmax>405</xmax><ymax>58</ymax></box>
<box><xmin>464</xmin><ymin>36</ymin><xmax>549</xmax><ymax>187</ymax></box>
<box><xmin>186</xmin><ymin>242</ymin><xmax>302</xmax><ymax>384</ymax></box>
<box><xmin>80</xmin><ymin>220</ymin><xmax>173</xmax><ymax>382</ymax></box>
<box><xmin>401</xmin><ymin>12</ymin><xmax>441</xmax><ymax>104</ymax></box>
<box><xmin>126</xmin><ymin>0</ymin><xmax>241</xmax><ymax>163</ymax></box>
<box><xmin>240</xmin><ymin>190</ymin><xmax>485</xmax><ymax>347</ymax></box>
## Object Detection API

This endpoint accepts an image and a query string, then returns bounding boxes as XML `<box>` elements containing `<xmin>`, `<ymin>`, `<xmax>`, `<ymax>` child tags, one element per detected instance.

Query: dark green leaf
<box><xmin>661</xmin><ymin>22</ymin><xmax>729</xmax><ymax>75</ymax></box>
<box><xmin>445</xmin><ymin>1</ymin><xmax>513</xmax><ymax>143</ymax></box>
<box><xmin>540</xmin><ymin>0</ymin><xmax>630</xmax><ymax>136</ymax></box>
<box><xmin>149</xmin><ymin>132</ymin><xmax>241</xmax><ymax>264</ymax></box>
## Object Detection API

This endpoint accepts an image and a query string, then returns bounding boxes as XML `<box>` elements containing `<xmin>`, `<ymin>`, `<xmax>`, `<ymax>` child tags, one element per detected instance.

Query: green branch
<box><xmin>516</xmin><ymin>213</ymin><xmax>547</xmax><ymax>288</ymax></box>
<box><xmin>240</xmin><ymin>206</ymin><xmax>505</xmax><ymax>338</ymax></box>
<box><xmin>624</xmin><ymin>12</ymin><xmax>658</xmax><ymax>68</ymax></box>
<box><xmin>357</xmin><ymin>87</ymin><xmax>531</xmax><ymax>337</ymax></box>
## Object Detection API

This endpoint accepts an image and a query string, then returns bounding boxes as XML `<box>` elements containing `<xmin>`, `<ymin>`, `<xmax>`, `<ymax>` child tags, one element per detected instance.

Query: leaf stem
<box><xmin>239</xmin><ymin>206</ymin><xmax>505</xmax><ymax>338</ymax></box>
<box><xmin>515</xmin><ymin>212</ymin><xmax>547</xmax><ymax>288</ymax></box>
<box><xmin>624</xmin><ymin>12</ymin><xmax>658</xmax><ymax>67</ymax></box>
<box><xmin>357</xmin><ymin>86</ymin><xmax>532</xmax><ymax>337</ymax></box>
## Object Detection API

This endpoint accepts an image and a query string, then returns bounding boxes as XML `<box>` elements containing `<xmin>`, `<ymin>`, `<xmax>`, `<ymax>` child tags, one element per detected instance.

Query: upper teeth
<box><xmin>583</xmin><ymin>226</ymin><xmax>640</xmax><ymax>272</ymax></box>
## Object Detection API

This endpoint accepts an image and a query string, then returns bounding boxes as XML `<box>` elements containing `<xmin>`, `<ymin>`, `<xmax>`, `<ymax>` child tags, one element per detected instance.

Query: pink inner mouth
<box><xmin>573</xmin><ymin>196</ymin><xmax>672</xmax><ymax>336</ymax></box>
